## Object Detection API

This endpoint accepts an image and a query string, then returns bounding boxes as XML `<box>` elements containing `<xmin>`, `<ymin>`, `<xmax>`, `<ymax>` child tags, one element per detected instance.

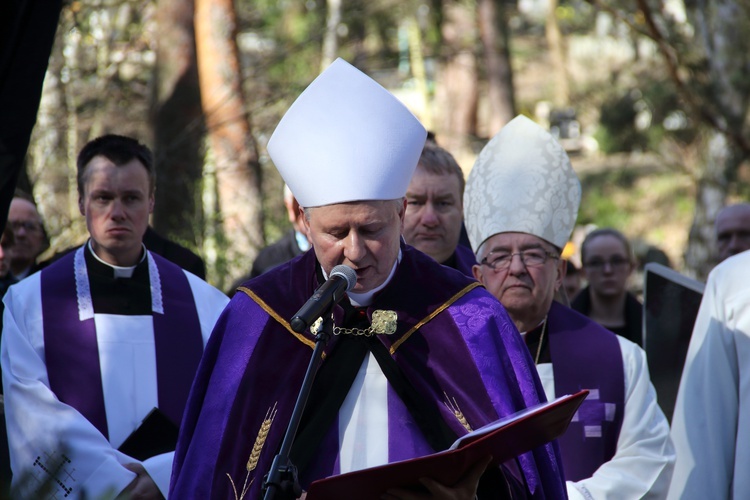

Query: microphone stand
<box><xmin>263</xmin><ymin>308</ymin><xmax>333</xmax><ymax>500</ymax></box>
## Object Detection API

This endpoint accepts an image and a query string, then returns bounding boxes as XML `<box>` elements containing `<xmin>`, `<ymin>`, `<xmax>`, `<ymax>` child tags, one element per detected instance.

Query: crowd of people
<box><xmin>1</xmin><ymin>58</ymin><xmax>749</xmax><ymax>499</ymax></box>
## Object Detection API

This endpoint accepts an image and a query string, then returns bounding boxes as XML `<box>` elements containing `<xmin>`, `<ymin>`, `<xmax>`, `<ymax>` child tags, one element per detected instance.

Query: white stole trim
<box><xmin>75</xmin><ymin>247</ymin><xmax>94</xmax><ymax>321</ymax></box>
<box><xmin>147</xmin><ymin>253</ymin><xmax>164</xmax><ymax>314</ymax></box>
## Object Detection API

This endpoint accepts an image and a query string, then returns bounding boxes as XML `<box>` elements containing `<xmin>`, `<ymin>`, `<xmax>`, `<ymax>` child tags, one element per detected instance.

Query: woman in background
<box><xmin>571</xmin><ymin>228</ymin><xmax>643</xmax><ymax>346</ymax></box>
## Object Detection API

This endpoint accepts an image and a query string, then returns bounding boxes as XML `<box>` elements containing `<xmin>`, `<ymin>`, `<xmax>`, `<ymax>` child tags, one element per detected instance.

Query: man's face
<box><xmin>403</xmin><ymin>167</ymin><xmax>463</xmax><ymax>264</ymax></box>
<box><xmin>303</xmin><ymin>199</ymin><xmax>404</xmax><ymax>293</ymax></box>
<box><xmin>78</xmin><ymin>156</ymin><xmax>154</xmax><ymax>267</ymax></box>
<box><xmin>8</xmin><ymin>198</ymin><xmax>46</xmax><ymax>274</ymax></box>
<box><xmin>581</xmin><ymin>234</ymin><xmax>633</xmax><ymax>299</ymax></box>
<box><xmin>473</xmin><ymin>232</ymin><xmax>564</xmax><ymax>331</ymax></box>
<box><xmin>715</xmin><ymin>206</ymin><xmax>750</xmax><ymax>262</ymax></box>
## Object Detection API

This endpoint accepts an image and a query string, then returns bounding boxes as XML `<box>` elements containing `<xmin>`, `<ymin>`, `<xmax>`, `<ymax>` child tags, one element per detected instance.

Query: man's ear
<box><xmin>78</xmin><ymin>197</ymin><xmax>85</xmax><ymax>216</ymax></box>
<box><xmin>472</xmin><ymin>264</ymin><xmax>484</xmax><ymax>284</ymax></box>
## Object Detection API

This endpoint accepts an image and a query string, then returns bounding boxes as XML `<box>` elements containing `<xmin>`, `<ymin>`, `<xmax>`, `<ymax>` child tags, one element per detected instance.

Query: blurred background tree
<box><xmin>17</xmin><ymin>0</ymin><xmax>750</xmax><ymax>287</ymax></box>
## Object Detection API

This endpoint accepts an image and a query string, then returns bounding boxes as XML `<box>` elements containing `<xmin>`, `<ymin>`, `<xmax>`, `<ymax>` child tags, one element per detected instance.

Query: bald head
<box><xmin>715</xmin><ymin>203</ymin><xmax>750</xmax><ymax>262</ymax></box>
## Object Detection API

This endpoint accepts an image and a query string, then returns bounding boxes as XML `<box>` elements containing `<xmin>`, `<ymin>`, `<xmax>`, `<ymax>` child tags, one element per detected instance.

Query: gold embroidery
<box><xmin>247</xmin><ymin>403</ymin><xmax>277</xmax><ymax>471</ymax></box>
<box><xmin>390</xmin><ymin>282</ymin><xmax>482</xmax><ymax>354</ymax></box>
<box><xmin>238</xmin><ymin>287</ymin><xmax>315</xmax><ymax>350</ymax></box>
<box><xmin>444</xmin><ymin>393</ymin><xmax>473</xmax><ymax>433</ymax></box>
<box><xmin>227</xmin><ymin>403</ymin><xmax>278</xmax><ymax>500</ymax></box>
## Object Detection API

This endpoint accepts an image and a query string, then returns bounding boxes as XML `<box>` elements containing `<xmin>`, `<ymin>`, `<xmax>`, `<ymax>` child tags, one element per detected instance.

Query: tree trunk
<box><xmin>477</xmin><ymin>0</ymin><xmax>515</xmax><ymax>135</ymax></box>
<box><xmin>545</xmin><ymin>0</ymin><xmax>569</xmax><ymax>108</ymax></box>
<box><xmin>321</xmin><ymin>0</ymin><xmax>342</xmax><ymax>71</ymax></box>
<box><xmin>682</xmin><ymin>0</ymin><xmax>750</xmax><ymax>278</ymax></box>
<box><xmin>683</xmin><ymin>132</ymin><xmax>738</xmax><ymax>280</ymax></box>
<box><xmin>151</xmin><ymin>0</ymin><xmax>204</xmax><ymax>249</ymax></box>
<box><xmin>195</xmin><ymin>0</ymin><xmax>264</xmax><ymax>289</ymax></box>
<box><xmin>436</xmin><ymin>0</ymin><xmax>478</xmax><ymax>162</ymax></box>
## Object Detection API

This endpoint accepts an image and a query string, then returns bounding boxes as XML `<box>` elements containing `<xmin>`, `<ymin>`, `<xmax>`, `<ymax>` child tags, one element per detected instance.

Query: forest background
<box><xmin>14</xmin><ymin>0</ymin><xmax>750</xmax><ymax>291</ymax></box>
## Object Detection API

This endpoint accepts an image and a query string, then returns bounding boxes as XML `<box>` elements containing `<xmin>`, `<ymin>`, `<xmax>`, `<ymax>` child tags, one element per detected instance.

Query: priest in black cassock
<box><xmin>1</xmin><ymin>135</ymin><xmax>228</xmax><ymax>499</ymax></box>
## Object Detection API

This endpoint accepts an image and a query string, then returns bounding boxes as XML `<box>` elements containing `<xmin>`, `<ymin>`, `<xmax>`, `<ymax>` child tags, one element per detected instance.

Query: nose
<box><xmin>343</xmin><ymin>231</ymin><xmax>366</xmax><ymax>264</ymax></box>
<box><xmin>110</xmin><ymin>199</ymin><xmax>126</xmax><ymax>220</ymax></box>
<box><xmin>507</xmin><ymin>252</ymin><xmax>527</xmax><ymax>275</ymax></box>
<box><xmin>421</xmin><ymin>203</ymin><xmax>439</xmax><ymax>227</ymax></box>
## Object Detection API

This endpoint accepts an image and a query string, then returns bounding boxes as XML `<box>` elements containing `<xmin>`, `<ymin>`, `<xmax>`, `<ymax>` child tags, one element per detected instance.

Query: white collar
<box><xmin>87</xmin><ymin>240</ymin><xmax>147</xmax><ymax>278</ymax></box>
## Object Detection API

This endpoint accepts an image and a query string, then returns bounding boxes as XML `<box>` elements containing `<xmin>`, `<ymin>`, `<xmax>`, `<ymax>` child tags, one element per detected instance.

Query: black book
<box><xmin>117</xmin><ymin>407</ymin><xmax>179</xmax><ymax>461</ymax></box>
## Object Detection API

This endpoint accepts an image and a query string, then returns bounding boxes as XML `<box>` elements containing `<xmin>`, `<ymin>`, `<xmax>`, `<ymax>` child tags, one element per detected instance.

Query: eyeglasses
<box><xmin>480</xmin><ymin>249</ymin><xmax>559</xmax><ymax>271</ymax></box>
<box><xmin>8</xmin><ymin>220</ymin><xmax>42</xmax><ymax>233</ymax></box>
<box><xmin>583</xmin><ymin>257</ymin><xmax>630</xmax><ymax>271</ymax></box>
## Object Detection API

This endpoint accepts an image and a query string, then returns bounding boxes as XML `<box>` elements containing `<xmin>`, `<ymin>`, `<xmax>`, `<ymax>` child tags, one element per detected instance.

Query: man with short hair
<box><xmin>403</xmin><ymin>143</ymin><xmax>475</xmax><ymax>275</ymax></box>
<box><xmin>714</xmin><ymin>202</ymin><xmax>750</xmax><ymax>262</ymax></box>
<box><xmin>465</xmin><ymin>115</ymin><xmax>674</xmax><ymax>499</ymax></box>
<box><xmin>2</xmin><ymin>134</ymin><xmax>229</xmax><ymax>499</ymax></box>
<box><xmin>228</xmin><ymin>185</ymin><xmax>310</xmax><ymax>295</ymax></box>
<box><xmin>6</xmin><ymin>194</ymin><xmax>47</xmax><ymax>280</ymax></box>
<box><xmin>170</xmin><ymin>59</ymin><xmax>566</xmax><ymax>499</ymax></box>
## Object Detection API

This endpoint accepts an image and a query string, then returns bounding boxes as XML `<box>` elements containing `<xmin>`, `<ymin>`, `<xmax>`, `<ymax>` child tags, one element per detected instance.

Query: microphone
<box><xmin>290</xmin><ymin>265</ymin><xmax>357</xmax><ymax>333</ymax></box>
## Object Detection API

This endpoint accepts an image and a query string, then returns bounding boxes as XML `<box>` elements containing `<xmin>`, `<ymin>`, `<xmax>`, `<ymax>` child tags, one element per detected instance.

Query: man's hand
<box><xmin>116</xmin><ymin>463</ymin><xmax>164</xmax><ymax>500</ymax></box>
<box><xmin>381</xmin><ymin>455</ymin><xmax>492</xmax><ymax>500</ymax></box>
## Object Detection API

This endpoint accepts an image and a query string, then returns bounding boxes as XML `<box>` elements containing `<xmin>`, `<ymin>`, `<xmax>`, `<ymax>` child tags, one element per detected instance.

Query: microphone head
<box><xmin>329</xmin><ymin>265</ymin><xmax>357</xmax><ymax>292</ymax></box>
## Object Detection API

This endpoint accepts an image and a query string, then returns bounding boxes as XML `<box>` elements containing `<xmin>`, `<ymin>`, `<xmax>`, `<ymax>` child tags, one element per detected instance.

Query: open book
<box><xmin>306</xmin><ymin>390</ymin><xmax>588</xmax><ymax>499</ymax></box>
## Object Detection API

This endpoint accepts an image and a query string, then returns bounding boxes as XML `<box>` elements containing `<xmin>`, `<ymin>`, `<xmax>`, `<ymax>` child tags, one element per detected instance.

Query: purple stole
<box><xmin>41</xmin><ymin>247</ymin><xmax>204</xmax><ymax>440</ymax></box>
<box><xmin>547</xmin><ymin>301</ymin><xmax>625</xmax><ymax>481</ymax></box>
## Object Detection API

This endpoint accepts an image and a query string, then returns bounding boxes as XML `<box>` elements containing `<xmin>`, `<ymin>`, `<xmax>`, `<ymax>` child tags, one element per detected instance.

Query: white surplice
<box><xmin>1</xmin><ymin>254</ymin><xmax>228</xmax><ymax>499</ymax></box>
<box><xmin>669</xmin><ymin>250</ymin><xmax>750</xmax><ymax>499</ymax></box>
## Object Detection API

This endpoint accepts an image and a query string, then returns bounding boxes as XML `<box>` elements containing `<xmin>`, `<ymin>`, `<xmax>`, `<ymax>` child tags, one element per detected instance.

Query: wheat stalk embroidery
<box><xmin>444</xmin><ymin>393</ymin><xmax>473</xmax><ymax>433</ymax></box>
<box><xmin>227</xmin><ymin>402</ymin><xmax>278</xmax><ymax>500</ymax></box>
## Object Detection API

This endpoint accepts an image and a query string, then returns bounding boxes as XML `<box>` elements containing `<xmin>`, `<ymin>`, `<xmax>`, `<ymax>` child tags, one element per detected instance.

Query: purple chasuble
<box><xmin>41</xmin><ymin>247</ymin><xmax>204</xmax><ymax>439</ymax></box>
<box><xmin>547</xmin><ymin>301</ymin><xmax>625</xmax><ymax>481</ymax></box>
<box><xmin>170</xmin><ymin>244</ymin><xmax>567</xmax><ymax>499</ymax></box>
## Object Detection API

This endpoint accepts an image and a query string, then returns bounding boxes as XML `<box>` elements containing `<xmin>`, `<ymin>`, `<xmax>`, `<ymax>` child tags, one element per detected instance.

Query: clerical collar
<box><xmin>86</xmin><ymin>240</ymin><xmax>147</xmax><ymax>278</ymax></box>
<box><xmin>519</xmin><ymin>317</ymin><xmax>546</xmax><ymax>338</ymax></box>
<box><xmin>321</xmin><ymin>248</ymin><xmax>402</xmax><ymax>308</ymax></box>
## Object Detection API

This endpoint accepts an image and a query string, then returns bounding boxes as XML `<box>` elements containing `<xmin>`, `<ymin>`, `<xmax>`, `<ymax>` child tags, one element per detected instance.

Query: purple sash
<box><xmin>547</xmin><ymin>301</ymin><xmax>625</xmax><ymax>481</ymax></box>
<box><xmin>41</xmin><ymin>247</ymin><xmax>204</xmax><ymax>440</ymax></box>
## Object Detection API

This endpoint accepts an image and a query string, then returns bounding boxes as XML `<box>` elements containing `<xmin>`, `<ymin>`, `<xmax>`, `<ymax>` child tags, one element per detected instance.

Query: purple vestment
<box><xmin>547</xmin><ymin>301</ymin><xmax>625</xmax><ymax>481</ymax></box>
<box><xmin>451</xmin><ymin>244</ymin><xmax>478</xmax><ymax>277</ymax></box>
<box><xmin>41</xmin><ymin>247</ymin><xmax>205</xmax><ymax>437</ymax></box>
<box><xmin>170</xmin><ymin>245</ymin><xmax>566</xmax><ymax>499</ymax></box>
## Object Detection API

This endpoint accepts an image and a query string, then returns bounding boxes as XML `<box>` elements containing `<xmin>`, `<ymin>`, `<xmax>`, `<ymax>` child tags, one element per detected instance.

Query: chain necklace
<box><xmin>534</xmin><ymin>317</ymin><xmax>548</xmax><ymax>365</ymax></box>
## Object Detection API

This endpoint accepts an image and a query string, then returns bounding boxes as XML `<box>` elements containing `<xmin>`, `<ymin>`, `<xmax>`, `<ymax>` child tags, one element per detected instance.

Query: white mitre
<box><xmin>464</xmin><ymin>114</ymin><xmax>581</xmax><ymax>252</ymax></box>
<box><xmin>267</xmin><ymin>58</ymin><xmax>427</xmax><ymax>207</ymax></box>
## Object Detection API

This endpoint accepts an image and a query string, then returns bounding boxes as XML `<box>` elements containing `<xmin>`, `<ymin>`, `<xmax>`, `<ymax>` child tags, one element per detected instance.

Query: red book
<box><xmin>306</xmin><ymin>390</ymin><xmax>588</xmax><ymax>500</ymax></box>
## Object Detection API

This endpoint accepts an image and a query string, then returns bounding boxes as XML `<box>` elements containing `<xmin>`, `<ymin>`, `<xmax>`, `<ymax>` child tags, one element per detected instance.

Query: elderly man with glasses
<box><xmin>465</xmin><ymin>115</ymin><xmax>674</xmax><ymax>500</ymax></box>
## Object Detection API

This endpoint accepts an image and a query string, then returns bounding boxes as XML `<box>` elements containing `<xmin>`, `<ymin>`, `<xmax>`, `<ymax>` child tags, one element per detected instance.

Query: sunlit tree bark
<box><xmin>195</xmin><ymin>0</ymin><xmax>264</xmax><ymax>288</ymax></box>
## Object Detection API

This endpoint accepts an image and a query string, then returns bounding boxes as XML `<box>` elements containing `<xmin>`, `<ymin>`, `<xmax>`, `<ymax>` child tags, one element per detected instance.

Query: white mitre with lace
<box><xmin>267</xmin><ymin>58</ymin><xmax>427</xmax><ymax>208</ymax></box>
<box><xmin>464</xmin><ymin>114</ymin><xmax>581</xmax><ymax>253</ymax></box>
